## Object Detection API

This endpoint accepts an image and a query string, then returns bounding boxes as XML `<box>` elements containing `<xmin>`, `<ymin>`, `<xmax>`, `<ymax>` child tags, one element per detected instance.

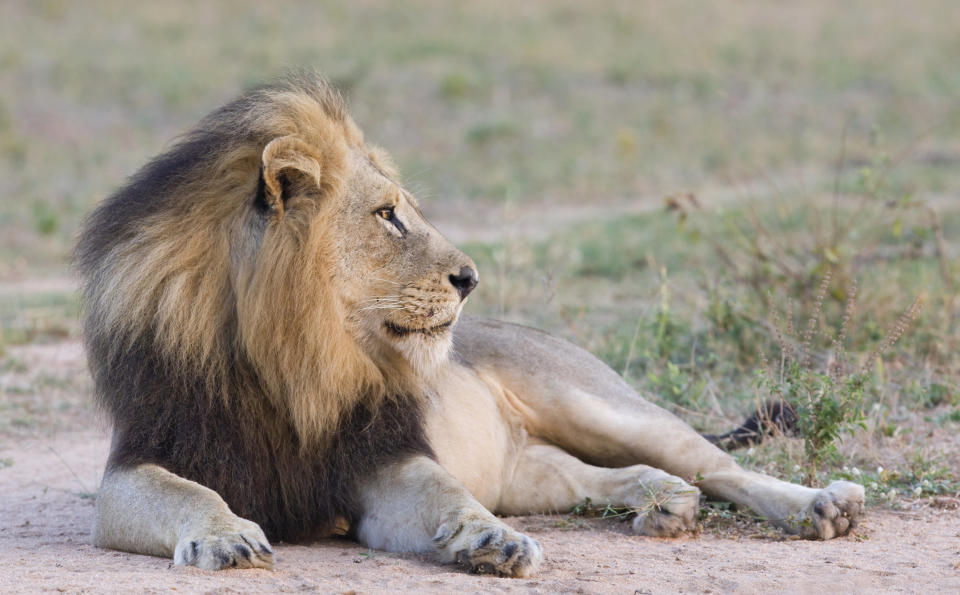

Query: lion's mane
<box><xmin>76</xmin><ymin>74</ymin><xmax>432</xmax><ymax>542</ymax></box>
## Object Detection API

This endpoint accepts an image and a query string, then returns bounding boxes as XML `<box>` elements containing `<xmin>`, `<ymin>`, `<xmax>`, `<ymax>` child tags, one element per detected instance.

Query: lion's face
<box><xmin>234</xmin><ymin>127</ymin><xmax>476</xmax><ymax>383</ymax></box>
<box><xmin>327</xmin><ymin>153</ymin><xmax>477</xmax><ymax>373</ymax></box>
<box><xmin>79</xmin><ymin>78</ymin><xmax>478</xmax><ymax>444</ymax></box>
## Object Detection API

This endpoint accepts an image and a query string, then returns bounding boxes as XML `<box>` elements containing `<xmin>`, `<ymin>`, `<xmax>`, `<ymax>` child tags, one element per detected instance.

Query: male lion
<box><xmin>77</xmin><ymin>74</ymin><xmax>864</xmax><ymax>576</ymax></box>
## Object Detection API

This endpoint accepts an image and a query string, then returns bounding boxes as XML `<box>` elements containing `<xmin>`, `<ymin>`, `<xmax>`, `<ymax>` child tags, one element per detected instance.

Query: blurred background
<box><xmin>0</xmin><ymin>1</ymin><xmax>957</xmax><ymax>500</ymax></box>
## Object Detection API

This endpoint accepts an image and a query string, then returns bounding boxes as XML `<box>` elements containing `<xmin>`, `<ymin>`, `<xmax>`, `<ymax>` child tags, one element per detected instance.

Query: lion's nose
<box><xmin>448</xmin><ymin>266</ymin><xmax>478</xmax><ymax>300</ymax></box>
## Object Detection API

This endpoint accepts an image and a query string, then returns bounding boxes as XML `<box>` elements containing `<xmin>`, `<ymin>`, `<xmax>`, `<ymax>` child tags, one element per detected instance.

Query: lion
<box><xmin>76</xmin><ymin>73</ymin><xmax>865</xmax><ymax>577</ymax></box>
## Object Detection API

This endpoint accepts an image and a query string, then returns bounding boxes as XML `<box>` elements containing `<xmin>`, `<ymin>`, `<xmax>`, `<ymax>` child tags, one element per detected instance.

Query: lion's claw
<box><xmin>174</xmin><ymin>516</ymin><xmax>274</xmax><ymax>570</ymax></box>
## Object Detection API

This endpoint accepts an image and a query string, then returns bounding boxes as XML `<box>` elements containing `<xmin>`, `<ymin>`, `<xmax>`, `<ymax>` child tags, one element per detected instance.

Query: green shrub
<box><xmin>760</xmin><ymin>272</ymin><xmax>922</xmax><ymax>485</ymax></box>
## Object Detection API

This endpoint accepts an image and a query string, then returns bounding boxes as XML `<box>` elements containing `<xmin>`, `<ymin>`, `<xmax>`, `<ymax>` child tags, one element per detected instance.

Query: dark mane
<box><xmin>76</xmin><ymin>74</ymin><xmax>431</xmax><ymax>542</ymax></box>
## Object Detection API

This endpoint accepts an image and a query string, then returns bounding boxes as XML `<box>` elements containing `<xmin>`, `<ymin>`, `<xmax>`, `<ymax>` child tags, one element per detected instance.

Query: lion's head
<box><xmin>77</xmin><ymin>73</ymin><xmax>476</xmax><ymax>445</ymax></box>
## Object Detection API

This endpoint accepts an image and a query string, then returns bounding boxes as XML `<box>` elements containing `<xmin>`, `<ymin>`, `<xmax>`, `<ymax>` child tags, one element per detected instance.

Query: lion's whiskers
<box><xmin>357</xmin><ymin>294</ymin><xmax>403</xmax><ymax>303</ymax></box>
<box><xmin>357</xmin><ymin>296</ymin><xmax>407</xmax><ymax>313</ymax></box>
<box><xmin>370</xmin><ymin>277</ymin><xmax>407</xmax><ymax>287</ymax></box>
<box><xmin>358</xmin><ymin>304</ymin><xmax>404</xmax><ymax>312</ymax></box>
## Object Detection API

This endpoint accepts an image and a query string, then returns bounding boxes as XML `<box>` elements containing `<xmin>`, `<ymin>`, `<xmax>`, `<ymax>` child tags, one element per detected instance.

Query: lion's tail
<box><xmin>701</xmin><ymin>399</ymin><xmax>798</xmax><ymax>451</ymax></box>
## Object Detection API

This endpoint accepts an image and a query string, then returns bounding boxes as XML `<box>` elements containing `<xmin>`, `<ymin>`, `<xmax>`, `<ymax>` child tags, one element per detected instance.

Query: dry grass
<box><xmin>2</xmin><ymin>1</ymin><xmax>960</xmax><ymax>273</ymax></box>
<box><xmin>0</xmin><ymin>0</ymin><xmax>957</xmax><ymax>504</ymax></box>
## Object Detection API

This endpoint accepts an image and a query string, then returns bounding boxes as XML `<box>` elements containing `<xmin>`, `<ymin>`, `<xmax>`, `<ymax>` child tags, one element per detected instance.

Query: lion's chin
<box><xmin>385</xmin><ymin>321</ymin><xmax>455</xmax><ymax>378</ymax></box>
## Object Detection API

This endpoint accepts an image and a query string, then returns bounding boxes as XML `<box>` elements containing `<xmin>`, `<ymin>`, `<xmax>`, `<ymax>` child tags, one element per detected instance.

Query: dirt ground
<box><xmin>0</xmin><ymin>342</ymin><xmax>957</xmax><ymax>594</ymax></box>
<box><xmin>1</xmin><ymin>429</ymin><xmax>959</xmax><ymax>594</ymax></box>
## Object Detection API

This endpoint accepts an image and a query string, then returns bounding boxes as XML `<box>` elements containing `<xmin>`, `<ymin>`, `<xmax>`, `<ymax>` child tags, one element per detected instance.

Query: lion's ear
<box><xmin>260</xmin><ymin>135</ymin><xmax>324</xmax><ymax>218</ymax></box>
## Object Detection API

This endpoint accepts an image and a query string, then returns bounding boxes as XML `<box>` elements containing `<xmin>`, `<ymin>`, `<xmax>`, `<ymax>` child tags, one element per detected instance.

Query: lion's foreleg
<box><xmin>497</xmin><ymin>443</ymin><xmax>699</xmax><ymax>536</ymax></box>
<box><xmin>93</xmin><ymin>463</ymin><xmax>274</xmax><ymax>569</ymax></box>
<box><xmin>355</xmin><ymin>456</ymin><xmax>542</xmax><ymax>577</ymax></box>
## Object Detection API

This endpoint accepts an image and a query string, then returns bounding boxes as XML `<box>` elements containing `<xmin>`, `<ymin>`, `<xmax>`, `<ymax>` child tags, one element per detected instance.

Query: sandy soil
<box><xmin>0</xmin><ymin>342</ymin><xmax>958</xmax><ymax>594</ymax></box>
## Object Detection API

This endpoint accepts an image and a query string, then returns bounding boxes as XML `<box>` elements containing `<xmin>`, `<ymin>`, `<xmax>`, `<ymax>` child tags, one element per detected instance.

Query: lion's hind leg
<box><xmin>497</xmin><ymin>443</ymin><xmax>700</xmax><ymax>537</ymax></box>
<box><xmin>94</xmin><ymin>464</ymin><xmax>274</xmax><ymax>570</ymax></box>
<box><xmin>511</xmin><ymin>384</ymin><xmax>864</xmax><ymax>539</ymax></box>
<box><xmin>459</xmin><ymin>318</ymin><xmax>865</xmax><ymax>540</ymax></box>
<box><xmin>698</xmin><ymin>468</ymin><xmax>865</xmax><ymax>539</ymax></box>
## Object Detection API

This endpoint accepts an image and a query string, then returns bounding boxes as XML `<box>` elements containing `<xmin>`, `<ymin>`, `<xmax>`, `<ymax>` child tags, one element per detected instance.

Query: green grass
<box><xmin>3</xmin><ymin>1</ymin><xmax>960</xmax><ymax>272</ymax></box>
<box><xmin>0</xmin><ymin>290</ymin><xmax>79</xmax><ymax>345</ymax></box>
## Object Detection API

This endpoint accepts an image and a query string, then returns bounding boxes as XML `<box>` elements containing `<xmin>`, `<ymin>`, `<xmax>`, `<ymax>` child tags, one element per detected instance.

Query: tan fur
<box><xmin>88</xmin><ymin>75</ymin><xmax>864</xmax><ymax>577</ymax></box>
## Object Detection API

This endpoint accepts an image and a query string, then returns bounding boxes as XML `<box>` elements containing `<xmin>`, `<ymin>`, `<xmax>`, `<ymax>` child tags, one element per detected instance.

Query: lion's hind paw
<box><xmin>631</xmin><ymin>478</ymin><xmax>701</xmax><ymax>538</ymax></box>
<box><xmin>803</xmin><ymin>480</ymin><xmax>865</xmax><ymax>540</ymax></box>
<box><xmin>174</xmin><ymin>517</ymin><xmax>274</xmax><ymax>570</ymax></box>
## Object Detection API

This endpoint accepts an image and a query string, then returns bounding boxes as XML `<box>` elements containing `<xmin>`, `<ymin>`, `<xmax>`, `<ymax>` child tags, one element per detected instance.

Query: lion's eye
<box><xmin>375</xmin><ymin>205</ymin><xmax>407</xmax><ymax>236</ymax></box>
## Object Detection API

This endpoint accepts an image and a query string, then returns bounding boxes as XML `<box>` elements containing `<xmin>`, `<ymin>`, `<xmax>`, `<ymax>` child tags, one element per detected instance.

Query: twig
<box><xmin>48</xmin><ymin>446</ymin><xmax>93</xmax><ymax>496</ymax></box>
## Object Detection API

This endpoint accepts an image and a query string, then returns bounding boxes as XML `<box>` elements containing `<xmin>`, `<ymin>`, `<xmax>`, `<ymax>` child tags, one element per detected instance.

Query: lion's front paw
<box><xmin>801</xmin><ymin>480</ymin><xmax>865</xmax><ymax>540</ymax></box>
<box><xmin>433</xmin><ymin>513</ymin><xmax>542</xmax><ymax>578</ymax></box>
<box><xmin>632</xmin><ymin>477</ymin><xmax>701</xmax><ymax>537</ymax></box>
<box><xmin>174</xmin><ymin>515</ymin><xmax>274</xmax><ymax>570</ymax></box>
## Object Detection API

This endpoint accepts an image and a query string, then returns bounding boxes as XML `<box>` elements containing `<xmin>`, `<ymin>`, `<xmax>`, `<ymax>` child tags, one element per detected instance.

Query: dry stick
<box><xmin>928</xmin><ymin>207</ymin><xmax>954</xmax><ymax>292</ymax></box>
<box><xmin>801</xmin><ymin>271</ymin><xmax>832</xmax><ymax>369</ymax></box>
<box><xmin>717</xmin><ymin>173</ymin><xmax>777</xmax><ymax>278</ymax></box>
<box><xmin>785</xmin><ymin>298</ymin><xmax>795</xmax><ymax>344</ymax></box>
<box><xmin>621</xmin><ymin>295</ymin><xmax>658</xmax><ymax>381</ymax></box>
<box><xmin>835</xmin><ymin>119</ymin><xmax>945</xmax><ymax>242</ymax></box>
<box><xmin>741</xmin><ymin>204</ymin><xmax>801</xmax><ymax>282</ymax></box>
<box><xmin>767</xmin><ymin>293</ymin><xmax>788</xmax><ymax>382</ymax></box>
<box><xmin>48</xmin><ymin>446</ymin><xmax>93</xmax><ymax>496</ymax></box>
<box><xmin>859</xmin><ymin>296</ymin><xmax>924</xmax><ymax>376</ymax></box>
<box><xmin>740</xmin><ymin>172</ymin><xmax>797</xmax><ymax>273</ymax></box>
<box><xmin>701</xmin><ymin>222</ymin><xmax>764</xmax><ymax>294</ymax></box>
<box><xmin>830</xmin><ymin>280</ymin><xmax>858</xmax><ymax>381</ymax></box>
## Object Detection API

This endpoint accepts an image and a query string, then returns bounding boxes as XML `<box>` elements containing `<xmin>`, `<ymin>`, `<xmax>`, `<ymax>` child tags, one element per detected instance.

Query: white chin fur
<box><xmin>393</xmin><ymin>332</ymin><xmax>452</xmax><ymax>377</ymax></box>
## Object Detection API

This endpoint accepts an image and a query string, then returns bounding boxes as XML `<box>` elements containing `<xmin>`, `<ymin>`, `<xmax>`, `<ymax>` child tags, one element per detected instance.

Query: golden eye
<box><xmin>375</xmin><ymin>204</ymin><xmax>407</xmax><ymax>235</ymax></box>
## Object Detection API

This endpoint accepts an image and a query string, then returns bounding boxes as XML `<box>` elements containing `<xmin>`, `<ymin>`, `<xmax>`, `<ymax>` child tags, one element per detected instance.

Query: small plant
<box><xmin>759</xmin><ymin>272</ymin><xmax>922</xmax><ymax>485</ymax></box>
<box><xmin>570</xmin><ymin>482</ymin><xmax>699</xmax><ymax>527</ymax></box>
<box><xmin>571</xmin><ymin>496</ymin><xmax>636</xmax><ymax>521</ymax></box>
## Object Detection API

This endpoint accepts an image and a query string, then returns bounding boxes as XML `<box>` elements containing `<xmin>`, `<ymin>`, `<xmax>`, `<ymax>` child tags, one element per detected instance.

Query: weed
<box><xmin>835</xmin><ymin>454</ymin><xmax>960</xmax><ymax>506</ymax></box>
<box><xmin>698</xmin><ymin>501</ymin><xmax>776</xmax><ymax>539</ymax></box>
<box><xmin>570</xmin><ymin>482</ymin><xmax>699</xmax><ymax>527</ymax></box>
<box><xmin>760</xmin><ymin>273</ymin><xmax>922</xmax><ymax>485</ymax></box>
<box><xmin>571</xmin><ymin>496</ymin><xmax>638</xmax><ymax>522</ymax></box>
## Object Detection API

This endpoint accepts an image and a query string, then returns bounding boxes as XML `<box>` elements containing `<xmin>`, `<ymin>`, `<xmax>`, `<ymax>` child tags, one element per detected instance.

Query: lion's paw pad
<box><xmin>804</xmin><ymin>480</ymin><xmax>865</xmax><ymax>540</ymax></box>
<box><xmin>632</xmin><ymin>480</ymin><xmax>701</xmax><ymax>538</ymax></box>
<box><xmin>435</xmin><ymin>519</ymin><xmax>542</xmax><ymax>577</ymax></box>
<box><xmin>174</xmin><ymin>518</ymin><xmax>274</xmax><ymax>570</ymax></box>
